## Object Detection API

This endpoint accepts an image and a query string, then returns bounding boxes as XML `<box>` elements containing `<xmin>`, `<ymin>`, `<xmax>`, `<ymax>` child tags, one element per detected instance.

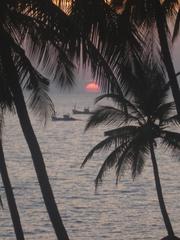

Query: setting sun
<box><xmin>85</xmin><ymin>82</ymin><xmax>100</xmax><ymax>93</ymax></box>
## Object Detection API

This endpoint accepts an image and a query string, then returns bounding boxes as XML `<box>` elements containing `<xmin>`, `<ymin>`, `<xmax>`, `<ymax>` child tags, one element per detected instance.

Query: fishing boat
<box><xmin>72</xmin><ymin>106</ymin><xmax>93</xmax><ymax>114</ymax></box>
<box><xmin>51</xmin><ymin>113</ymin><xmax>79</xmax><ymax>121</ymax></box>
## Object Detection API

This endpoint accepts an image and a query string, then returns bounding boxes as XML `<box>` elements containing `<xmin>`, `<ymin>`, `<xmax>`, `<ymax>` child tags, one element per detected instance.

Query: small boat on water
<box><xmin>72</xmin><ymin>106</ymin><xmax>93</xmax><ymax>114</ymax></box>
<box><xmin>51</xmin><ymin>113</ymin><xmax>79</xmax><ymax>121</ymax></box>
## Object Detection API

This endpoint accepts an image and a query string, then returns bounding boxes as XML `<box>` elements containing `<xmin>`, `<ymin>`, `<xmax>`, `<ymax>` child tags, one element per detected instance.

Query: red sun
<box><xmin>85</xmin><ymin>82</ymin><xmax>100</xmax><ymax>93</ymax></box>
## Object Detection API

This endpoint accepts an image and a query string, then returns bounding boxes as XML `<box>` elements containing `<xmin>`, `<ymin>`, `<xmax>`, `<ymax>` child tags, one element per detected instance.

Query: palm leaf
<box><xmin>156</xmin><ymin>102</ymin><xmax>176</xmax><ymax>122</ymax></box>
<box><xmin>70</xmin><ymin>0</ymin><xmax>111</xmax><ymax>39</ymax></box>
<box><xmin>95</xmin><ymin>140</ymin><xmax>131</xmax><ymax>188</ymax></box>
<box><xmin>162</xmin><ymin>0</ymin><xmax>179</xmax><ymax>18</ymax></box>
<box><xmin>131</xmin><ymin>151</ymin><xmax>145</xmax><ymax>179</ymax></box>
<box><xmin>95</xmin><ymin>93</ymin><xmax>145</xmax><ymax>122</ymax></box>
<box><xmin>172</xmin><ymin>9</ymin><xmax>180</xmax><ymax>42</ymax></box>
<box><xmin>81</xmin><ymin>40</ymin><xmax>125</xmax><ymax>94</ymax></box>
<box><xmin>11</xmin><ymin>43</ymin><xmax>55</xmax><ymax>120</ymax></box>
<box><xmin>3</xmin><ymin>2</ymin><xmax>76</xmax><ymax>90</ymax></box>
<box><xmin>115</xmin><ymin>132</ymin><xmax>149</xmax><ymax>183</ymax></box>
<box><xmin>161</xmin><ymin>115</ymin><xmax>180</xmax><ymax>127</ymax></box>
<box><xmin>161</xmin><ymin>130</ymin><xmax>180</xmax><ymax>151</ymax></box>
<box><xmin>85</xmin><ymin>106</ymin><xmax>140</xmax><ymax>131</ymax></box>
<box><xmin>81</xmin><ymin>135</ymin><xmax>119</xmax><ymax>168</ymax></box>
<box><xmin>104</xmin><ymin>126</ymin><xmax>139</xmax><ymax>138</ymax></box>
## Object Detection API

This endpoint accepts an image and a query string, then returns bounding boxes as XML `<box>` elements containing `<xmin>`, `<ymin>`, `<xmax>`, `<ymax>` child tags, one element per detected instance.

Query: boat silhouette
<box><xmin>72</xmin><ymin>106</ymin><xmax>93</xmax><ymax>114</ymax></box>
<box><xmin>51</xmin><ymin>113</ymin><xmax>79</xmax><ymax>121</ymax></box>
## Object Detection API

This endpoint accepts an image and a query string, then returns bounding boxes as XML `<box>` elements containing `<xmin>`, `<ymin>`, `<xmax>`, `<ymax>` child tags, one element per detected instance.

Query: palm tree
<box><xmin>110</xmin><ymin>0</ymin><xmax>180</xmax><ymax>114</ymax></box>
<box><xmin>0</xmin><ymin>1</ymin><xmax>77</xmax><ymax>239</ymax></box>
<box><xmin>1</xmin><ymin>1</ymin><xmax>123</xmax><ymax>238</ymax></box>
<box><xmin>82</xmin><ymin>68</ymin><xmax>180</xmax><ymax>239</ymax></box>
<box><xmin>58</xmin><ymin>0</ymin><xmax>180</xmax><ymax>115</ymax></box>
<box><xmin>0</xmin><ymin>113</ymin><xmax>25</xmax><ymax>240</ymax></box>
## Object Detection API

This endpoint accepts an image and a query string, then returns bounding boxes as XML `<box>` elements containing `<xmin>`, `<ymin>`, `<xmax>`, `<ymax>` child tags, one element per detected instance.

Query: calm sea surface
<box><xmin>0</xmin><ymin>92</ymin><xmax>180</xmax><ymax>240</ymax></box>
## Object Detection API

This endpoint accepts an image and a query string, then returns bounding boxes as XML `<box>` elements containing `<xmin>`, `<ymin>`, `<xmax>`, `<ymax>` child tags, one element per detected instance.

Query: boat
<box><xmin>72</xmin><ymin>106</ymin><xmax>93</xmax><ymax>114</ymax></box>
<box><xmin>51</xmin><ymin>113</ymin><xmax>79</xmax><ymax>121</ymax></box>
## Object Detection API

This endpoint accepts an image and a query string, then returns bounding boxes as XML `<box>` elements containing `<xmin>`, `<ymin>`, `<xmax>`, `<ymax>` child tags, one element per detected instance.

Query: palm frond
<box><xmin>131</xmin><ymin>151</ymin><xmax>145</xmax><ymax>179</ymax></box>
<box><xmin>11</xmin><ymin>43</ymin><xmax>55</xmax><ymax>120</ymax></box>
<box><xmin>115</xmin><ymin>139</ymin><xmax>137</xmax><ymax>183</ymax></box>
<box><xmin>81</xmin><ymin>135</ymin><xmax>119</xmax><ymax>168</ymax></box>
<box><xmin>162</xmin><ymin>0</ymin><xmax>179</xmax><ymax>19</ymax></box>
<box><xmin>8</xmin><ymin>0</ymin><xmax>76</xmax><ymax>88</ymax></box>
<box><xmin>13</xmin><ymin>3</ymin><xmax>123</xmax><ymax>94</ymax></box>
<box><xmin>70</xmin><ymin>0</ymin><xmax>112</xmax><ymax>41</ymax></box>
<box><xmin>95</xmin><ymin>140</ymin><xmax>131</xmax><ymax>188</ymax></box>
<box><xmin>51</xmin><ymin>46</ymin><xmax>75</xmax><ymax>89</ymax></box>
<box><xmin>81</xmin><ymin>39</ymin><xmax>125</xmax><ymax>94</ymax></box>
<box><xmin>85</xmin><ymin>106</ymin><xmax>140</xmax><ymax>131</ymax></box>
<box><xmin>53</xmin><ymin>0</ymin><xmax>71</xmax><ymax>14</ymax></box>
<box><xmin>131</xmin><ymin>66</ymin><xmax>169</xmax><ymax>118</ymax></box>
<box><xmin>161</xmin><ymin>115</ymin><xmax>180</xmax><ymax>127</ymax></box>
<box><xmin>95</xmin><ymin>93</ymin><xmax>145</xmax><ymax>122</ymax></box>
<box><xmin>69</xmin><ymin>4</ymin><xmax>144</xmax><ymax>95</ymax></box>
<box><xmin>115</xmin><ymin>132</ymin><xmax>149</xmax><ymax>183</ymax></box>
<box><xmin>156</xmin><ymin>102</ymin><xmax>176</xmax><ymax>122</ymax></box>
<box><xmin>125</xmin><ymin>0</ymin><xmax>156</xmax><ymax>27</ymax></box>
<box><xmin>27</xmin><ymin>87</ymin><xmax>54</xmax><ymax>122</ymax></box>
<box><xmin>172</xmin><ymin>9</ymin><xmax>180</xmax><ymax>42</ymax></box>
<box><xmin>104</xmin><ymin>126</ymin><xmax>139</xmax><ymax>138</ymax></box>
<box><xmin>142</xmin><ymin>22</ymin><xmax>165</xmax><ymax>72</ymax></box>
<box><xmin>161</xmin><ymin>130</ymin><xmax>180</xmax><ymax>151</ymax></box>
<box><xmin>23</xmin><ymin>21</ymin><xmax>75</xmax><ymax>88</ymax></box>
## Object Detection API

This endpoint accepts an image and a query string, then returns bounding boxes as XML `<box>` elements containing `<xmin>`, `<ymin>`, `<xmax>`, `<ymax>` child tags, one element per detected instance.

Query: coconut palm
<box><xmin>57</xmin><ymin>0</ymin><xmax>180</xmax><ymax>115</ymax></box>
<box><xmin>0</xmin><ymin>1</ymin><xmax>126</xmax><ymax>239</ymax></box>
<box><xmin>82</xmin><ymin>68</ymin><xmax>180</xmax><ymax>239</ymax></box>
<box><xmin>0</xmin><ymin>1</ymin><xmax>78</xmax><ymax>239</ymax></box>
<box><xmin>110</xmin><ymin>0</ymin><xmax>180</xmax><ymax>114</ymax></box>
<box><xmin>0</xmin><ymin>112</ymin><xmax>24</xmax><ymax>240</ymax></box>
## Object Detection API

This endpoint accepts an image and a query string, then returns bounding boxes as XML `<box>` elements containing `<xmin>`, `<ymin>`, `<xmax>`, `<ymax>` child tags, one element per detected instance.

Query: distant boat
<box><xmin>51</xmin><ymin>113</ymin><xmax>79</xmax><ymax>121</ymax></box>
<box><xmin>72</xmin><ymin>106</ymin><xmax>93</xmax><ymax>114</ymax></box>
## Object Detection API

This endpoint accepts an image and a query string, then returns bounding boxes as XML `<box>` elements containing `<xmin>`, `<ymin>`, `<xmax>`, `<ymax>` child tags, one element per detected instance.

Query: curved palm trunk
<box><xmin>10</xmin><ymin>79</ymin><xmax>69</xmax><ymax>240</ymax></box>
<box><xmin>0</xmin><ymin>26</ymin><xmax>69</xmax><ymax>240</ymax></box>
<box><xmin>0</xmin><ymin>140</ymin><xmax>25</xmax><ymax>240</ymax></box>
<box><xmin>149</xmin><ymin>142</ymin><xmax>174</xmax><ymax>238</ymax></box>
<box><xmin>0</xmin><ymin>26</ymin><xmax>69</xmax><ymax>238</ymax></box>
<box><xmin>0</xmin><ymin>30</ymin><xmax>69</xmax><ymax>238</ymax></box>
<box><xmin>155</xmin><ymin>0</ymin><xmax>180</xmax><ymax>115</ymax></box>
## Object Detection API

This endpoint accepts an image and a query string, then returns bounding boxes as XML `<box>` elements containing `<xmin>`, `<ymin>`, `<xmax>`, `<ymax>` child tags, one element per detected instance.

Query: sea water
<box><xmin>0</xmin><ymin>92</ymin><xmax>180</xmax><ymax>240</ymax></box>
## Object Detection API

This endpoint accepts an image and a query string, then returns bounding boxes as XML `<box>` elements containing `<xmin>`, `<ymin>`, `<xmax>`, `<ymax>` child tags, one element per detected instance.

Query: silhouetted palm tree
<box><xmin>0</xmin><ymin>113</ymin><xmax>24</xmax><ymax>240</ymax></box>
<box><xmin>58</xmin><ymin>0</ymin><xmax>180</xmax><ymax>115</ymax></box>
<box><xmin>0</xmin><ymin>1</ymin><xmax>77</xmax><ymax>239</ymax></box>
<box><xmin>110</xmin><ymin>0</ymin><xmax>180</xmax><ymax>114</ymax></box>
<box><xmin>82</xmin><ymin>68</ymin><xmax>180</xmax><ymax>239</ymax></box>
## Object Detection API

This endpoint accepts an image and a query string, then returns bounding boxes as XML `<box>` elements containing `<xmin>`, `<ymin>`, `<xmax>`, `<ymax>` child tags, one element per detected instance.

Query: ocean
<box><xmin>0</xmin><ymin>92</ymin><xmax>180</xmax><ymax>239</ymax></box>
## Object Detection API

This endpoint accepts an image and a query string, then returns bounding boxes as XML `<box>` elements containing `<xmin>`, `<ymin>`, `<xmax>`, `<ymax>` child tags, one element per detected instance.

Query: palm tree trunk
<box><xmin>155</xmin><ymin>0</ymin><xmax>180</xmax><ymax>115</ymax></box>
<box><xmin>0</xmin><ymin>140</ymin><xmax>25</xmax><ymax>240</ymax></box>
<box><xmin>0</xmin><ymin>24</ymin><xmax>69</xmax><ymax>240</ymax></box>
<box><xmin>10</xmin><ymin>79</ymin><xmax>69</xmax><ymax>240</ymax></box>
<box><xmin>149</xmin><ymin>142</ymin><xmax>174</xmax><ymax>238</ymax></box>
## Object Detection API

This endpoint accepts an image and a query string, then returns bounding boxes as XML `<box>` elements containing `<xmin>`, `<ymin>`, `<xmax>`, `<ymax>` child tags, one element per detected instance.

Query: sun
<box><xmin>85</xmin><ymin>82</ymin><xmax>100</xmax><ymax>93</ymax></box>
